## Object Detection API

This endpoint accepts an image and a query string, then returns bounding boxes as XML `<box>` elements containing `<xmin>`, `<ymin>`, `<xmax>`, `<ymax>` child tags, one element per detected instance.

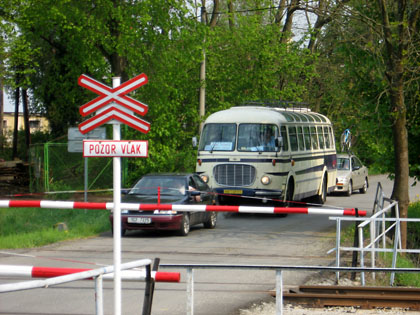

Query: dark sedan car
<box><xmin>110</xmin><ymin>173</ymin><xmax>218</xmax><ymax>236</ymax></box>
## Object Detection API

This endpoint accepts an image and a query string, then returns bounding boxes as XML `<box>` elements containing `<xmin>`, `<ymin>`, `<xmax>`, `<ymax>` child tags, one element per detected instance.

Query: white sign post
<box><xmin>78</xmin><ymin>74</ymin><xmax>150</xmax><ymax>315</ymax></box>
<box><xmin>111</xmin><ymin>82</ymin><xmax>122</xmax><ymax>314</ymax></box>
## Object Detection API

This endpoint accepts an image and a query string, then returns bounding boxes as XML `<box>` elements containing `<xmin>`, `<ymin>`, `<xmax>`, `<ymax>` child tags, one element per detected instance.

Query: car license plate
<box><xmin>128</xmin><ymin>217</ymin><xmax>152</xmax><ymax>224</ymax></box>
<box><xmin>224</xmin><ymin>189</ymin><xmax>243</xmax><ymax>194</ymax></box>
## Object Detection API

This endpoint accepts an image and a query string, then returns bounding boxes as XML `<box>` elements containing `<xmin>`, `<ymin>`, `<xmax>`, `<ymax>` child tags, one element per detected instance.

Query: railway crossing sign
<box><xmin>77</xmin><ymin>74</ymin><xmax>150</xmax><ymax>134</ymax></box>
<box><xmin>77</xmin><ymin>74</ymin><xmax>151</xmax><ymax>315</ymax></box>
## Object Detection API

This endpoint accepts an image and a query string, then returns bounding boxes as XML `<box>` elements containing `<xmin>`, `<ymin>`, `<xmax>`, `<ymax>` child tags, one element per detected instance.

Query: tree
<box><xmin>306</xmin><ymin>0</ymin><xmax>419</xmax><ymax>248</ymax></box>
<box><xmin>376</xmin><ymin>0</ymin><xmax>419</xmax><ymax>248</ymax></box>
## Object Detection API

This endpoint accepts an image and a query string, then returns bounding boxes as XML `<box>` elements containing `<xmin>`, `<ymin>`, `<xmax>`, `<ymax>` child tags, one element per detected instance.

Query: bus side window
<box><xmin>329</xmin><ymin>127</ymin><xmax>335</xmax><ymax>148</ymax></box>
<box><xmin>303</xmin><ymin>126</ymin><xmax>311</xmax><ymax>151</ymax></box>
<box><xmin>289</xmin><ymin>126</ymin><xmax>298</xmax><ymax>151</ymax></box>
<box><xmin>317</xmin><ymin>126</ymin><xmax>325</xmax><ymax>149</ymax></box>
<box><xmin>310</xmin><ymin>126</ymin><xmax>319</xmax><ymax>150</ymax></box>
<box><xmin>297</xmin><ymin>126</ymin><xmax>305</xmax><ymax>151</ymax></box>
<box><xmin>324</xmin><ymin>126</ymin><xmax>331</xmax><ymax>149</ymax></box>
<box><xmin>280</xmin><ymin>126</ymin><xmax>289</xmax><ymax>151</ymax></box>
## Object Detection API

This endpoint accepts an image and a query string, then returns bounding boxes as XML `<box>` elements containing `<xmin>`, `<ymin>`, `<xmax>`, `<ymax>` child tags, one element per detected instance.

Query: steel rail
<box><xmin>283</xmin><ymin>285</ymin><xmax>420</xmax><ymax>310</ymax></box>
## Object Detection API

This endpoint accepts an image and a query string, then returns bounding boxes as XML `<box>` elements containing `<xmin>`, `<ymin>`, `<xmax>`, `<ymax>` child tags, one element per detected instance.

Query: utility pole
<box><xmin>199</xmin><ymin>1</ymin><xmax>206</xmax><ymax>132</ymax></box>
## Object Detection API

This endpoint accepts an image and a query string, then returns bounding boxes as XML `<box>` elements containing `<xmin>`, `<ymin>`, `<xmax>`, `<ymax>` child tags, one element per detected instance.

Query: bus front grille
<box><xmin>213</xmin><ymin>164</ymin><xmax>256</xmax><ymax>186</ymax></box>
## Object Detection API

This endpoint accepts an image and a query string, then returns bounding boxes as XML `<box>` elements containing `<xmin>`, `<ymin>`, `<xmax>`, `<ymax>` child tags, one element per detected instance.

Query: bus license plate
<box><xmin>224</xmin><ymin>189</ymin><xmax>243</xmax><ymax>194</ymax></box>
<box><xmin>128</xmin><ymin>217</ymin><xmax>152</xmax><ymax>224</ymax></box>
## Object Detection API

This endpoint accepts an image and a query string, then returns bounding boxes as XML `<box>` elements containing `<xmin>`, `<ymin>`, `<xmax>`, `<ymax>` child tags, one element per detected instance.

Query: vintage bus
<box><xmin>195</xmin><ymin>104</ymin><xmax>337</xmax><ymax>205</ymax></box>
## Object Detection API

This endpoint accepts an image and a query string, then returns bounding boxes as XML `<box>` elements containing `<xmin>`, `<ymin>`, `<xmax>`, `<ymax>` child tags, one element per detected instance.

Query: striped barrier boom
<box><xmin>0</xmin><ymin>264</ymin><xmax>180</xmax><ymax>283</ymax></box>
<box><xmin>0</xmin><ymin>200</ymin><xmax>366</xmax><ymax>216</ymax></box>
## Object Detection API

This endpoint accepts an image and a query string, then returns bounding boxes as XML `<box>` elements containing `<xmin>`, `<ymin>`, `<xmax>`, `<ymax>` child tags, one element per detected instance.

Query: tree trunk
<box><xmin>376</xmin><ymin>0</ymin><xmax>417</xmax><ymax>249</ymax></box>
<box><xmin>209</xmin><ymin>0</ymin><xmax>219</xmax><ymax>27</ymax></box>
<box><xmin>391</xmin><ymin>92</ymin><xmax>409</xmax><ymax>249</ymax></box>
<box><xmin>280</xmin><ymin>0</ymin><xmax>300</xmax><ymax>44</ymax></box>
<box><xmin>227</xmin><ymin>0</ymin><xmax>234</xmax><ymax>30</ymax></box>
<box><xmin>389</xmin><ymin>56</ymin><xmax>409</xmax><ymax>249</ymax></box>
<box><xmin>22</xmin><ymin>88</ymin><xmax>31</xmax><ymax>158</ymax></box>
<box><xmin>110</xmin><ymin>52</ymin><xmax>128</xmax><ymax>82</ymax></box>
<box><xmin>12</xmin><ymin>87</ymin><xmax>19</xmax><ymax>160</ymax></box>
<box><xmin>274</xmin><ymin>0</ymin><xmax>287</xmax><ymax>26</ymax></box>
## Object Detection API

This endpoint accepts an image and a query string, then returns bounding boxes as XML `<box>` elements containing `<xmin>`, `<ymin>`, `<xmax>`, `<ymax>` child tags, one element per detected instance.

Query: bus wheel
<box><xmin>314</xmin><ymin>176</ymin><xmax>327</xmax><ymax>205</ymax></box>
<box><xmin>284</xmin><ymin>179</ymin><xmax>294</xmax><ymax>210</ymax></box>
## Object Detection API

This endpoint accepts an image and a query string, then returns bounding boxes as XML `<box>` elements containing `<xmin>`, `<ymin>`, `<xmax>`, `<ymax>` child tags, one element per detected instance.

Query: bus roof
<box><xmin>204</xmin><ymin>106</ymin><xmax>332</xmax><ymax>125</ymax></box>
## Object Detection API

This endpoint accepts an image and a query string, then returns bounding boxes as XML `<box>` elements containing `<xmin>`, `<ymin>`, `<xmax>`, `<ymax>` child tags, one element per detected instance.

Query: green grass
<box><xmin>0</xmin><ymin>207</ymin><xmax>110</xmax><ymax>249</ymax></box>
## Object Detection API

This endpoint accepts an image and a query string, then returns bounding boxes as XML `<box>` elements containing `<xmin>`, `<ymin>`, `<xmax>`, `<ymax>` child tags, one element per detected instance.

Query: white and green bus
<box><xmin>195</xmin><ymin>104</ymin><xmax>337</xmax><ymax>205</ymax></box>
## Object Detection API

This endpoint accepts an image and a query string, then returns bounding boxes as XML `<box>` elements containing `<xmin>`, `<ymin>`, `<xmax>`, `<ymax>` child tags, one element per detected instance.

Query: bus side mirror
<box><xmin>275</xmin><ymin>136</ymin><xmax>283</xmax><ymax>150</ymax></box>
<box><xmin>192</xmin><ymin>136</ymin><xmax>197</xmax><ymax>148</ymax></box>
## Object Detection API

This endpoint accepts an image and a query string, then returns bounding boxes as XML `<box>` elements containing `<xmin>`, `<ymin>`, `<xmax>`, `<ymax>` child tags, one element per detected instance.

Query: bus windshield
<box><xmin>198</xmin><ymin>123</ymin><xmax>237</xmax><ymax>151</ymax></box>
<box><xmin>238</xmin><ymin>124</ymin><xmax>279</xmax><ymax>152</ymax></box>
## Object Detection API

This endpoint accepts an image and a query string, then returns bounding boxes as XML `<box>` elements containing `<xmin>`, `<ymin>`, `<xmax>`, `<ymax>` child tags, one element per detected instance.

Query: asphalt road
<box><xmin>0</xmin><ymin>175</ymin><xmax>418</xmax><ymax>315</ymax></box>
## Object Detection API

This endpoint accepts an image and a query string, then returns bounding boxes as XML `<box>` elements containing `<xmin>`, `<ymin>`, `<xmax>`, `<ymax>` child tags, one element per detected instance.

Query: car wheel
<box><xmin>178</xmin><ymin>214</ymin><xmax>190</xmax><ymax>236</ymax></box>
<box><xmin>346</xmin><ymin>180</ymin><xmax>352</xmax><ymax>196</ymax></box>
<box><xmin>359</xmin><ymin>178</ymin><xmax>368</xmax><ymax>194</ymax></box>
<box><xmin>204</xmin><ymin>212</ymin><xmax>217</xmax><ymax>229</ymax></box>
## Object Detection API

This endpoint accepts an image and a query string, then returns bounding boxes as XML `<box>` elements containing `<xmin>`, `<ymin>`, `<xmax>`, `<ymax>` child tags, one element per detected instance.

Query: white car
<box><xmin>334</xmin><ymin>153</ymin><xmax>369</xmax><ymax>196</ymax></box>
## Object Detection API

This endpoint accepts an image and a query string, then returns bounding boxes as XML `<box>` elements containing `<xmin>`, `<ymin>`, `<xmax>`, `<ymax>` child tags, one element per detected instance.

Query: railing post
<box><xmin>350</xmin><ymin>208</ymin><xmax>359</xmax><ymax>281</ymax></box>
<box><xmin>371</xmin><ymin>217</ymin><xmax>376</xmax><ymax>281</ymax></box>
<box><xmin>359</xmin><ymin>225</ymin><xmax>365</xmax><ymax>286</ymax></box>
<box><xmin>381</xmin><ymin>211</ymin><xmax>386</xmax><ymax>253</ymax></box>
<box><xmin>275</xmin><ymin>269</ymin><xmax>283</xmax><ymax>315</ymax></box>
<box><xmin>94</xmin><ymin>275</ymin><xmax>103</xmax><ymax>315</ymax></box>
<box><xmin>187</xmin><ymin>267</ymin><xmax>194</xmax><ymax>315</ymax></box>
<box><xmin>142</xmin><ymin>258</ymin><xmax>159</xmax><ymax>315</ymax></box>
<box><xmin>390</xmin><ymin>217</ymin><xmax>400</xmax><ymax>286</ymax></box>
<box><xmin>335</xmin><ymin>218</ymin><xmax>341</xmax><ymax>283</ymax></box>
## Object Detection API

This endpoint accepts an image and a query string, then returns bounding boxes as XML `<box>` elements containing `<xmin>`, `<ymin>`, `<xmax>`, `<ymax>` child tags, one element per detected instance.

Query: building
<box><xmin>1</xmin><ymin>112</ymin><xmax>50</xmax><ymax>143</ymax></box>
<box><xmin>1</xmin><ymin>89</ymin><xmax>50</xmax><ymax>144</ymax></box>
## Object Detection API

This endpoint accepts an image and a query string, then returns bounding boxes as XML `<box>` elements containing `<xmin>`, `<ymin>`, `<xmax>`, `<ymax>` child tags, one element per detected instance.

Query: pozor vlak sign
<box><xmin>83</xmin><ymin>140</ymin><xmax>148</xmax><ymax>157</ymax></box>
<box><xmin>78</xmin><ymin>74</ymin><xmax>150</xmax><ymax>315</ymax></box>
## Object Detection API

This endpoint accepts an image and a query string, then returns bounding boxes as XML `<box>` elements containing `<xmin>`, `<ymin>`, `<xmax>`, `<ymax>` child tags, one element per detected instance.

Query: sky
<box><xmin>2</xmin><ymin>89</ymin><xmax>23</xmax><ymax>113</ymax></box>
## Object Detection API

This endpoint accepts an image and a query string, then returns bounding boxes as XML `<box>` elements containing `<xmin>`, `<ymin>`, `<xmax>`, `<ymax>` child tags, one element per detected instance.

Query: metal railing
<box><xmin>329</xmin><ymin>183</ymin><xmax>420</xmax><ymax>286</ymax></box>
<box><xmin>0</xmin><ymin>259</ymin><xmax>158</xmax><ymax>315</ymax></box>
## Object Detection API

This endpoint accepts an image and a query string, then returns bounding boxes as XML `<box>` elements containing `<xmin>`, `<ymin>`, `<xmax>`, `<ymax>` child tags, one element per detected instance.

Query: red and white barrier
<box><xmin>0</xmin><ymin>199</ymin><xmax>367</xmax><ymax>216</ymax></box>
<box><xmin>0</xmin><ymin>264</ymin><xmax>180</xmax><ymax>283</ymax></box>
<box><xmin>0</xmin><ymin>199</ymin><xmax>366</xmax><ymax>216</ymax></box>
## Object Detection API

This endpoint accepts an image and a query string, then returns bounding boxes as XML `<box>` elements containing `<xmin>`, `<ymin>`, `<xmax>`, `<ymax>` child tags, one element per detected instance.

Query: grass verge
<box><xmin>0</xmin><ymin>207</ymin><xmax>110</xmax><ymax>249</ymax></box>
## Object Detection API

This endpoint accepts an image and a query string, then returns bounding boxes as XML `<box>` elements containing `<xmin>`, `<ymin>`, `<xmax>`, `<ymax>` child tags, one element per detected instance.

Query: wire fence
<box><xmin>29</xmin><ymin>143</ymin><xmax>122</xmax><ymax>195</ymax></box>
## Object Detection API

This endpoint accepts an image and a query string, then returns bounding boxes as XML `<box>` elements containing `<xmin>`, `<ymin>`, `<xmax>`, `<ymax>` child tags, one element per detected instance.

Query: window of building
<box><xmin>29</xmin><ymin>120</ymin><xmax>41</xmax><ymax>129</ymax></box>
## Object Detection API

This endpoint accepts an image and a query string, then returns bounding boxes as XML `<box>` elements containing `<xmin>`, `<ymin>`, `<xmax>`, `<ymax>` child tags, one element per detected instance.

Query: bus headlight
<box><xmin>201</xmin><ymin>175</ymin><xmax>209</xmax><ymax>183</ymax></box>
<box><xmin>261</xmin><ymin>176</ymin><xmax>271</xmax><ymax>185</ymax></box>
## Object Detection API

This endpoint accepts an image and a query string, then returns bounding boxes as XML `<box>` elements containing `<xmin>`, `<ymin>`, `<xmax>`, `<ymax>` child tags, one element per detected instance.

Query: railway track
<box><xmin>281</xmin><ymin>285</ymin><xmax>420</xmax><ymax>310</ymax></box>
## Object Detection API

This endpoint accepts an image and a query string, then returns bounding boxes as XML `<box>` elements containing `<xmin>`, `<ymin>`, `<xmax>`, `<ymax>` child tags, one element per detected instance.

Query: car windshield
<box><xmin>129</xmin><ymin>176</ymin><xmax>186</xmax><ymax>196</ymax></box>
<box><xmin>337</xmin><ymin>157</ymin><xmax>350</xmax><ymax>170</ymax></box>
